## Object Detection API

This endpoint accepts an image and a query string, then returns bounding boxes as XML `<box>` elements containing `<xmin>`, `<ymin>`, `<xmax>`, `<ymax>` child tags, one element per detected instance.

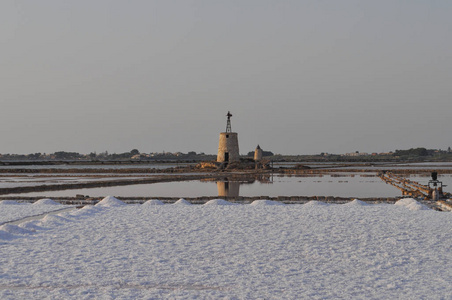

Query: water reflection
<box><xmin>217</xmin><ymin>175</ymin><xmax>273</xmax><ymax>198</ymax></box>
<box><xmin>217</xmin><ymin>181</ymin><xmax>240</xmax><ymax>198</ymax></box>
<box><xmin>6</xmin><ymin>173</ymin><xmax>452</xmax><ymax>198</ymax></box>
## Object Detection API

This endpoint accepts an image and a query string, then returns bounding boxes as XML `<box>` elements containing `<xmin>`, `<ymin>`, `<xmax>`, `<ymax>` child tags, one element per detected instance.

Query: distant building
<box><xmin>254</xmin><ymin>145</ymin><xmax>263</xmax><ymax>161</ymax></box>
<box><xmin>343</xmin><ymin>152</ymin><xmax>370</xmax><ymax>157</ymax></box>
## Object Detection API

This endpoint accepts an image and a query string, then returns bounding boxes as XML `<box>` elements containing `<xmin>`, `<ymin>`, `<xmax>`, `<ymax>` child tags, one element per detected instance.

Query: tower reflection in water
<box><xmin>217</xmin><ymin>181</ymin><xmax>240</xmax><ymax>198</ymax></box>
<box><xmin>216</xmin><ymin>175</ymin><xmax>273</xmax><ymax>198</ymax></box>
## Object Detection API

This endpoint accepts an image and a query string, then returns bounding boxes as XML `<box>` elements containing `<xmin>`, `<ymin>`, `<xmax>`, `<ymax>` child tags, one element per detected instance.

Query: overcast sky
<box><xmin>1</xmin><ymin>1</ymin><xmax>451</xmax><ymax>155</ymax></box>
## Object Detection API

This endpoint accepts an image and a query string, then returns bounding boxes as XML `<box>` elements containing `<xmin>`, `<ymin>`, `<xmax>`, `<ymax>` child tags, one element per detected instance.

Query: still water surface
<box><xmin>8</xmin><ymin>174</ymin><xmax>451</xmax><ymax>198</ymax></box>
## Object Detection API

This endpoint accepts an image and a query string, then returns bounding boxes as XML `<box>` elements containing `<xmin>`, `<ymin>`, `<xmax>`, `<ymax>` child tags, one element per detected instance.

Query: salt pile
<box><xmin>173</xmin><ymin>198</ymin><xmax>191</xmax><ymax>205</ymax></box>
<box><xmin>18</xmin><ymin>220</ymin><xmax>47</xmax><ymax>232</ymax></box>
<box><xmin>0</xmin><ymin>200</ymin><xmax>23</xmax><ymax>205</ymax></box>
<box><xmin>250</xmin><ymin>199</ymin><xmax>285</xmax><ymax>206</ymax></box>
<box><xmin>303</xmin><ymin>200</ymin><xmax>329</xmax><ymax>207</ymax></box>
<box><xmin>0</xmin><ymin>230</ymin><xmax>16</xmax><ymax>241</ymax></box>
<box><xmin>32</xmin><ymin>198</ymin><xmax>60</xmax><ymax>205</ymax></box>
<box><xmin>344</xmin><ymin>199</ymin><xmax>369</xmax><ymax>206</ymax></box>
<box><xmin>395</xmin><ymin>198</ymin><xmax>430</xmax><ymax>211</ymax></box>
<box><xmin>39</xmin><ymin>215</ymin><xmax>70</xmax><ymax>226</ymax></box>
<box><xmin>0</xmin><ymin>224</ymin><xmax>34</xmax><ymax>235</ymax></box>
<box><xmin>1</xmin><ymin>203</ymin><xmax>67</xmax><ymax>224</ymax></box>
<box><xmin>142</xmin><ymin>199</ymin><xmax>165</xmax><ymax>206</ymax></box>
<box><xmin>204</xmin><ymin>199</ymin><xmax>236</xmax><ymax>206</ymax></box>
<box><xmin>95</xmin><ymin>196</ymin><xmax>126</xmax><ymax>207</ymax></box>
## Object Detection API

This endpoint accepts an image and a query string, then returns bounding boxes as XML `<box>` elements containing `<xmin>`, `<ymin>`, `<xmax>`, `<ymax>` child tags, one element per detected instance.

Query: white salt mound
<box><xmin>250</xmin><ymin>200</ymin><xmax>285</xmax><ymax>206</ymax></box>
<box><xmin>95</xmin><ymin>196</ymin><xmax>125</xmax><ymax>207</ymax></box>
<box><xmin>303</xmin><ymin>200</ymin><xmax>329</xmax><ymax>207</ymax></box>
<box><xmin>0</xmin><ymin>200</ymin><xmax>22</xmax><ymax>205</ymax></box>
<box><xmin>0</xmin><ymin>224</ymin><xmax>34</xmax><ymax>235</ymax></box>
<box><xmin>173</xmin><ymin>198</ymin><xmax>191</xmax><ymax>205</ymax></box>
<box><xmin>142</xmin><ymin>200</ymin><xmax>165</xmax><ymax>206</ymax></box>
<box><xmin>69</xmin><ymin>205</ymin><xmax>96</xmax><ymax>216</ymax></box>
<box><xmin>80</xmin><ymin>205</ymin><xmax>96</xmax><ymax>210</ymax></box>
<box><xmin>204</xmin><ymin>199</ymin><xmax>236</xmax><ymax>206</ymax></box>
<box><xmin>19</xmin><ymin>221</ymin><xmax>46</xmax><ymax>232</ymax></box>
<box><xmin>33</xmin><ymin>199</ymin><xmax>61</xmax><ymax>205</ymax></box>
<box><xmin>41</xmin><ymin>215</ymin><xmax>69</xmax><ymax>225</ymax></box>
<box><xmin>0</xmin><ymin>230</ymin><xmax>16</xmax><ymax>241</ymax></box>
<box><xmin>395</xmin><ymin>198</ymin><xmax>430</xmax><ymax>211</ymax></box>
<box><xmin>345</xmin><ymin>199</ymin><xmax>369</xmax><ymax>206</ymax></box>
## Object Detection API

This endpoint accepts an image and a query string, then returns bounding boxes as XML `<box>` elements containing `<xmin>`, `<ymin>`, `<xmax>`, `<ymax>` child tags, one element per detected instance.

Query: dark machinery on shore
<box><xmin>380</xmin><ymin>171</ymin><xmax>449</xmax><ymax>200</ymax></box>
<box><xmin>428</xmin><ymin>172</ymin><xmax>447</xmax><ymax>200</ymax></box>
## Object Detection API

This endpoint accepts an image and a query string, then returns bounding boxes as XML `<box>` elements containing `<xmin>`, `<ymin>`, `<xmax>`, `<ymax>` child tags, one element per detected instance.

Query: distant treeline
<box><xmin>1</xmin><ymin>147</ymin><xmax>451</xmax><ymax>162</ymax></box>
<box><xmin>393</xmin><ymin>147</ymin><xmax>452</xmax><ymax>158</ymax></box>
<box><xmin>394</xmin><ymin>148</ymin><xmax>430</xmax><ymax>157</ymax></box>
<box><xmin>0</xmin><ymin>149</ymin><xmax>215</xmax><ymax>162</ymax></box>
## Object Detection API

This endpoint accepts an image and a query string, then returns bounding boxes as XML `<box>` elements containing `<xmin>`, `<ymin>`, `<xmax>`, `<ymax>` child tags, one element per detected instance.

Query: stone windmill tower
<box><xmin>217</xmin><ymin>111</ymin><xmax>240</xmax><ymax>163</ymax></box>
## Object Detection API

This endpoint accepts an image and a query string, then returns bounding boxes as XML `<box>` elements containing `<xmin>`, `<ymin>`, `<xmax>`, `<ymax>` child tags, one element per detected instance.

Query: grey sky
<box><xmin>1</xmin><ymin>1</ymin><xmax>451</xmax><ymax>155</ymax></box>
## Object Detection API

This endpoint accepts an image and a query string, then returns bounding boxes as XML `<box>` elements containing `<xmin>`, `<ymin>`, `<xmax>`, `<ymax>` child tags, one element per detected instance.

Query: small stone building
<box><xmin>254</xmin><ymin>145</ymin><xmax>263</xmax><ymax>161</ymax></box>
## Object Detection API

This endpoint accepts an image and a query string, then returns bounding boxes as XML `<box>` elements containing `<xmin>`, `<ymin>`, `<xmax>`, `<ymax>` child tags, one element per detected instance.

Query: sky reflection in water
<box><xmin>7</xmin><ymin>173</ymin><xmax>451</xmax><ymax>198</ymax></box>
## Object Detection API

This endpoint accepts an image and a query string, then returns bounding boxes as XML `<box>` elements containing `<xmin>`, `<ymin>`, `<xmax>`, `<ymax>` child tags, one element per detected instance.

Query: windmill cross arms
<box><xmin>225</xmin><ymin>111</ymin><xmax>232</xmax><ymax>132</ymax></box>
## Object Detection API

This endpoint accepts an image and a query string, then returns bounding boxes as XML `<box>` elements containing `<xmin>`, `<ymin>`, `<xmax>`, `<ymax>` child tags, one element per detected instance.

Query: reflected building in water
<box><xmin>216</xmin><ymin>175</ymin><xmax>273</xmax><ymax>198</ymax></box>
<box><xmin>217</xmin><ymin>181</ymin><xmax>241</xmax><ymax>198</ymax></box>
